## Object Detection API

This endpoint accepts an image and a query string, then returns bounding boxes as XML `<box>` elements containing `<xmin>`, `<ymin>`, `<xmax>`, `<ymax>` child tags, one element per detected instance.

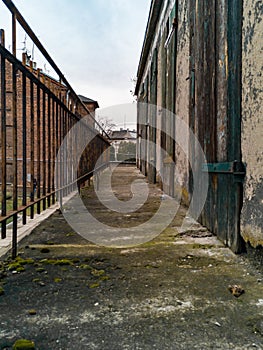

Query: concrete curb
<box><xmin>0</xmin><ymin>190</ymin><xmax>79</xmax><ymax>258</ymax></box>
<box><xmin>0</xmin><ymin>202</ymin><xmax>60</xmax><ymax>258</ymax></box>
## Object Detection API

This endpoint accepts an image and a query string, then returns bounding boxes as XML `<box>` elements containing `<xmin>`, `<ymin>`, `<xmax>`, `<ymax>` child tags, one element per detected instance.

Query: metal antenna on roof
<box><xmin>32</xmin><ymin>43</ymin><xmax>35</xmax><ymax>60</ymax></box>
<box><xmin>22</xmin><ymin>34</ymin><xmax>27</xmax><ymax>52</ymax></box>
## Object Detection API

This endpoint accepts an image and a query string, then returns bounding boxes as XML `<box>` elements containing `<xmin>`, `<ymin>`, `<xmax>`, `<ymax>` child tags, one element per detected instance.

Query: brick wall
<box><xmin>0</xmin><ymin>54</ymin><xmax>93</xmax><ymax>196</ymax></box>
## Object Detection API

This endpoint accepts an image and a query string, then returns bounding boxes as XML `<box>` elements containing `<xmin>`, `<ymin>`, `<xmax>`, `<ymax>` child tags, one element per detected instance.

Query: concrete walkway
<box><xmin>0</xmin><ymin>166</ymin><xmax>262</xmax><ymax>350</ymax></box>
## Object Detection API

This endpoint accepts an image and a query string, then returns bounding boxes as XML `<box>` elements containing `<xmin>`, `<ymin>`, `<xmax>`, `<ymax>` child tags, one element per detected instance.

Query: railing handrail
<box><xmin>0</xmin><ymin>2</ymin><xmax>111</xmax><ymax>258</ymax></box>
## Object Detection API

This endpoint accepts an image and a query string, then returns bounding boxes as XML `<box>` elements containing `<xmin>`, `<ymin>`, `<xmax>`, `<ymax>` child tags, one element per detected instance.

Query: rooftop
<box><xmin>78</xmin><ymin>95</ymin><xmax>99</xmax><ymax>109</ymax></box>
<box><xmin>110</xmin><ymin>129</ymin><xmax>137</xmax><ymax>140</ymax></box>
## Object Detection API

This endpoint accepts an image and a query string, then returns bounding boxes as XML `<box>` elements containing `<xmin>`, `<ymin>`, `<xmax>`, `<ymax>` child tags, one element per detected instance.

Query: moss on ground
<box><xmin>16</xmin><ymin>266</ymin><xmax>25</xmax><ymax>272</ymax></box>
<box><xmin>99</xmin><ymin>275</ymin><xmax>110</xmax><ymax>281</ymax></box>
<box><xmin>79</xmin><ymin>264</ymin><xmax>92</xmax><ymax>270</ymax></box>
<box><xmin>39</xmin><ymin>259</ymin><xmax>57</xmax><ymax>265</ymax></box>
<box><xmin>7</xmin><ymin>262</ymin><xmax>22</xmax><ymax>271</ymax></box>
<box><xmin>54</xmin><ymin>259</ymin><xmax>73</xmax><ymax>266</ymax></box>
<box><xmin>12</xmin><ymin>339</ymin><xmax>35</xmax><ymax>350</ymax></box>
<box><xmin>32</xmin><ymin>278</ymin><xmax>41</xmax><ymax>283</ymax></box>
<box><xmin>91</xmin><ymin>269</ymin><xmax>105</xmax><ymax>276</ymax></box>
<box><xmin>15</xmin><ymin>257</ymin><xmax>35</xmax><ymax>265</ymax></box>
<box><xmin>35</xmin><ymin>267</ymin><xmax>46</xmax><ymax>273</ymax></box>
<box><xmin>38</xmin><ymin>258</ymin><xmax>73</xmax><ymax>266</ymax></box>
<box><xmin>54</xmin><ymin>277</ymin><xmax>62</xmax><ymax>283</ymax></box>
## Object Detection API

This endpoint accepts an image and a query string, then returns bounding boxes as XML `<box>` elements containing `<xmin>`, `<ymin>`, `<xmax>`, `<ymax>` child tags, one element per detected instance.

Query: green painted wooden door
<box><xmin>189</xmin><ymin>0</ymin><xmax>246</xmax><ymax>253</ymax></box>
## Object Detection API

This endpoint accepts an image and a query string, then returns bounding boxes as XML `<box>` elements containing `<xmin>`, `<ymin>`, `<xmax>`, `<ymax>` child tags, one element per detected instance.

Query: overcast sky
<box><xmin>1</xmin><ymin>0</ymin><xmax>151</xmax><ymax>126</ymax></box>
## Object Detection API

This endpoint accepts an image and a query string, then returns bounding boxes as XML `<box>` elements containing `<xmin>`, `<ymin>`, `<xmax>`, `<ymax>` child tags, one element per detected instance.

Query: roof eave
<box><xmin>78</xmin><ymin>95</ymin><xmax>99</xmax><ymax>109</ymax></box>
<box><xmin>135</xmin><ymin>0</ymin><xmax>163</xmax><ymax>96</ymax></box>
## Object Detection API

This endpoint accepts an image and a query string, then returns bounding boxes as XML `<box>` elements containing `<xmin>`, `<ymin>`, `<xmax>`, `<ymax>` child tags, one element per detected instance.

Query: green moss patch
<box><xmin>91</xmin><ymin>269</ymin><xmax>105</xmax><ymax>277</ymax></box>
<box><xmin>8</xmin><ymin>262</ymin><xmax>21</xmax><ymax>271</ymax></box>
<box><xmin>12</xmin><ymin>339</ymin><xmax>35</xmax><ymax>350</ymax></box>
<box><xmin>54</xmin><ymin>277</ymin><xmax>62</xmax><ymax>283</ymax></box>
<box><xmin>39</xmin><ymin>259</ymin><xmax>57</xmax><ymax>265</ymax></box>
<box><xmin>79</xmin><ymin>264</ymin><xmax>92</xmax><ymax>270</ymax></box>
<box><xmin>15</xmin><ymin>257</ymin><xmax>35</xmax><ymax>265</ymax></box>
<box><xmin>0</xmin><ymin>286</ymin><xmax>5</xmax><ymax>296</ymax></box>
<box><xmin>54</xmin><ymin>259</ymin><xmax>73</xmax><ymax>266</ymax></box>
<box><xmin>99</xmin><ymin>275</ymin><xmax>110</xmax><ymax>281</ymax></box>
<box><xmin>36</xmin><ymin>267</ymin><xmax>46</xmax><ymax>273</ymax></box>
<box><xmin>16</xmin><ymin>266</ymin><xmax>25</xmax><ymax>272</ymax></box>
<box><xmin>66</xmin><ymin>232</ymin><xmax>76</xmax><ymax>237</ymax></box>
<box><xmin>32</xmin><ymin>278</ymin><xmax>41</xmax><ymax>283</ymax></box>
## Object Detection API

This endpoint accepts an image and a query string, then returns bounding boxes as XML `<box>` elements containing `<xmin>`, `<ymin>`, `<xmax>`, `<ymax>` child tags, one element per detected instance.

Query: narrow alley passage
<box><xmin>0</xmin><ymin>165</ymin><xmax>262</xmax><ymax>350</ymax></box>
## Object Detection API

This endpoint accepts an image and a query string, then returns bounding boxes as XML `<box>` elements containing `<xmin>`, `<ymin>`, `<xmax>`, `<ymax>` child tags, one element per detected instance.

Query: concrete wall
<box><xmin>241</xmin><ymin>0</ymin><xmax>263</xmax><ymax>248</ymax></box>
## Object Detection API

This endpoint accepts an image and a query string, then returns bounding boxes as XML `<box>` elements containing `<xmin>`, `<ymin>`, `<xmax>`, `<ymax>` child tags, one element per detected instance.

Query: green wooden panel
<box><xmin>188</xmin><ymin>0</ymin><xmax>245</xmax><ymax>253</ymax></box>
<box><xmin>227</xmin><ymin>0</ymin><xmax>243</xmax><ymax>162</ymax></box>
<box><xmin>227</xmin><ymin>0</ymin><xmax>245</xmax><ymax>253</ymax></box>
<box><xmin>217</xmin><ymin>174</ymin><xmax>229</xmax><ymax>244</ymax></box>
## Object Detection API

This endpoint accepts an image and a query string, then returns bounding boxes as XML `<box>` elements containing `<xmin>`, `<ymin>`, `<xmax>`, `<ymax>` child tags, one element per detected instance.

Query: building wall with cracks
<box><xmin>135</xmin><ymin>0</ymin><xmax>263</xmax><ymax>253</ymax></box>
<box><xmin>136</xmin><ymin>0</ymin><xmax>190</xmax><ymax>203</ymax></box>
<box><xmin>241</xmin><ymin>0</ymin><xmax>263</xmax><ymax>248</ymax></box>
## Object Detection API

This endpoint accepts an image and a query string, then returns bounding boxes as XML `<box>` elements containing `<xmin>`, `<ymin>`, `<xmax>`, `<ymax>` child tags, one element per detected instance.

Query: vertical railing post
<box><xmin>12</xmin><ymin>13</ymin><xmax>16</xmax><ymax>57</ymax></box>
<box><xmin>55</xmin><ymin>101</ymin><xmax>59</xmax><ymax>202</ymax></box>
<box><xmin>36</xmin><ymin>85</ymin><xmax>41</xmax><ymax>214</ymax></box>
<box><xmin>22</xmin><ymin>73</ymin><xmax>27</xmax><ymax>225</ymax></box>
<box><xmin>42</xmin><ymin>90</ymin><xmax>46</xmax><ymax>211</ymax></box>
<box><xmin>30</xmin><ymin>80</ymin><xmax>35</xmax><ymax>219</ymax></box>
<box><xmin>12</xmin><ymin>63</ymin><xmax>18</xmax><ymax>258</ymax></box>
<box><xmin>1</xmin><ymin>53</ymin><xmax>7</xmax><ymax>239</ymax></box>
<box><xmin>47</xmin><ymin>93</ymin><xmax>51</xmax><ymax>207</ymax></box>
<box><xmin>51</xmin><ymin>98</ymin><xmax>55</xmax><ymax>204</ymax></box>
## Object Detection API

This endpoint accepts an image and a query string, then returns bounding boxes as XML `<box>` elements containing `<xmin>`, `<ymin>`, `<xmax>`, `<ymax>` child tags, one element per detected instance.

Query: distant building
<box><xmin>109</xmin><ymin>129</ymin><xmax>136</xmax><ymax>161</ymax></box>
<box><xmin>78</xmin><ymin>95</ymin><xmax>99</xmax><ymax>113</ymax></box>
<box><xmin>78</xmin><ymin>95</ymin><xmax>99</xmax><ymax>129</ymax></box>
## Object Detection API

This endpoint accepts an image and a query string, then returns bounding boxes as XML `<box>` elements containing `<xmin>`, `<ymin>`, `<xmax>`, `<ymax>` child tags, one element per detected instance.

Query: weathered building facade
<box><xmin>241</xmin><ymin>0</ymin><xmax>263</xmax><ymax>253</ymax></box>
<box><xmin>135</xmin><ymin>0</ymin><xmax>262</xmax><ymax>254</ymax></box>
<box><xmin>109</xmin><ymin>129</ymin><xmax>137</xmax><ymax>161</ymax></box>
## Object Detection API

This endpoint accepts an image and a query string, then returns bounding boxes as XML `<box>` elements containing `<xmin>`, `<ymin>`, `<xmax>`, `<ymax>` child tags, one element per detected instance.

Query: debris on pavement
<box><xmin>228</xmin><ymin>284</ymin><xmax>245</xmax><ymax>297</ymax></box>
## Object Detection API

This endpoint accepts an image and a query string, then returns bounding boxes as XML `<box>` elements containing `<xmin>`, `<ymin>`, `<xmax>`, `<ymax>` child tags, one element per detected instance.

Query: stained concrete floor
<box><xmin>0</xmin><ymin>166</ymin><xmax>262</xmax><ymax>350</ymax></box>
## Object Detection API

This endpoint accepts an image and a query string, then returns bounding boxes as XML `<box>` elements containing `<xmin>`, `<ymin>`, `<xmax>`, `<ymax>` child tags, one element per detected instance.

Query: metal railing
<box><xmin>0</xmin><ymin>0</ymin><xmax>110</xmax><ymax>258</ymax></box>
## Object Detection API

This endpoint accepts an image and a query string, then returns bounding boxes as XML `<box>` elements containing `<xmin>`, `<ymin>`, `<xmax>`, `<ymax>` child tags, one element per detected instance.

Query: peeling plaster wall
<box><xmin>156</xmin><ymin>44</ymin><xmax>164</xmax><ymax>183</ymax></box>
<box><xmin>174</xmin><ymin>0</ymin><xmax>190</xmax><ymax>203</ymax></box>
<box><xmin>241</xmin><ymin>0</ymin><xmax>263</xmax><ymax>247</ymax></box>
